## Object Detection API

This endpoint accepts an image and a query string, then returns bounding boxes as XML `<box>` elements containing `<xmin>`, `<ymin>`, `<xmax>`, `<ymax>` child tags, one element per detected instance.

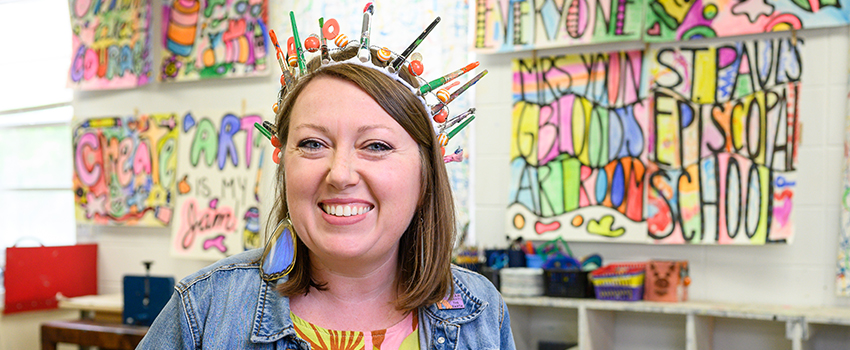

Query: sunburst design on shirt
<box><xmin>291</xmin><ymin>312</ymin><xmax>419</xmax><ymax>350</ymax></box>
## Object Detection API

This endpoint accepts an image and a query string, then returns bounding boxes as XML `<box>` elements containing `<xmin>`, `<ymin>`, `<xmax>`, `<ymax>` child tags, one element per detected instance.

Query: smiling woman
<box><xmin>276</xmin><ymin>60</ymin><xmax>447</xmax><ymax>311</ymax></box>
<box><xmin>138</xmin><ymin>4</ymin><xmax>512</xmax><ymax>349</ymax></box>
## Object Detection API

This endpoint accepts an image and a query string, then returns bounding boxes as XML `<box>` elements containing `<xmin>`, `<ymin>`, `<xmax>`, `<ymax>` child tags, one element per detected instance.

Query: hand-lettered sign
<box><xmin>474</xmin><ymin>0</ymin><xmax>643</xmax><ymax>52</ymax></box>
<box><xmin>171</xmin><ymin>111</ymin><xmax>265</xmax><ymax>259</ymax></box>
<box><xmin>508</xmin><ymin>37</ymin><xmax>801</xmax><ymax>244</ymax></box>
<box><xmin>68</xmin><ymin>0</ymin><xmax>153</xmax><ymax>90</ymax></box>
<box><xmin>73</xmin><ymin>114</ymin><xmax>179</xmax><ymax>226</ymax></box>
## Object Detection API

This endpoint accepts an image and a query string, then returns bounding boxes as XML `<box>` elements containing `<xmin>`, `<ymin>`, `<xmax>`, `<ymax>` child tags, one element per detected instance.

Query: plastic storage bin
<box><xmin>526</xmin><ymin>254</ymin><xmax>545</xmax><ymax>268</ymax></box>
<box><xmin>543</xmin><ymin>269</ymin><xmax>594</xmax><ymax>298</ymax></box>
<box><xmin>589</xmin><ymin>263</ymin><xmax>646</xmax><ymax>301</ymax></box>
<box><xmin>499</xmin><ymin>268</ymin><xmax>544</xmax><ymax>297</ymax></box>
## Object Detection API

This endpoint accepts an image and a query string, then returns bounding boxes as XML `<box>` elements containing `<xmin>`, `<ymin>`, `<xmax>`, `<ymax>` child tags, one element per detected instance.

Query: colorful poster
<box><xmin>474</xmin><ymin>0</ymin><xmax>644</xmax><ymax>52</ymax></box>
<box><xmin>72</xmin><ymin>114</ymin><xmax>179</xmax><ymax>226</ymax></box>
<box><xmin>171</xmin><ymin>111</ymin><xmax>266</xmax><ymax>260</ymax></box>
<box><xmin>645</xmin><ymin>38</ymin><xmax>800</xmax><ymax>244</ymax></box>
<box><xmin>508</xmin><ymin>37</ymin><xmax>801</xmax><ymax>244</ymax></box>
<box><xmin>509</xmin><ymin>50</ymin><xmax>651</xmax><ymax>242</ymax></box>
<box><xmin>68</xmin><ymin>0</ymin><xmax>153</xmax><ymax>90</ymax></box>
<box><xmin>838</xmin><ymin>44</ymin><xmax>850</xmax><ymax>296</ymax></box>
<box><xmin>645</xmin><ymin>0</ymin><xmax>850</xmax><ymax>42</ymax></box>
<box><xmin>160</xmin><ymin>0</ymin><xmax>270</xmax><ymax>82</ymax></box>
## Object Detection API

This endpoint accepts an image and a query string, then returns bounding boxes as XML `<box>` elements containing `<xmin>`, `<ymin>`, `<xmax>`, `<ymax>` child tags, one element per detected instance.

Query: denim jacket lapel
<box><xmin>249</xmin><ymin>278</ymin><xmax>300</xmax><ymax>345</ymax></box>
<box><xmin>419</xmin><ymin>268</ymin><xmax>489</xmax><ymax>349</ymax></box>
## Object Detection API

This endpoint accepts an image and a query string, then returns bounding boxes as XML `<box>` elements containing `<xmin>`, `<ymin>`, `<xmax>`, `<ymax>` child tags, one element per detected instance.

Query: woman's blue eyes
<box><xmin>366</xmin><ymin>142</ymin><xmax>392</xmax><ymax>152</ymax></box>
<box><xmin>296</xmin><ymin>139</ymin><xmax>392</xmax><ymax>153</ymax></box>
<box><xmin>298</xmin><ymin>140</ymin><xmax>323</xmax><ymax>150</ymax></box>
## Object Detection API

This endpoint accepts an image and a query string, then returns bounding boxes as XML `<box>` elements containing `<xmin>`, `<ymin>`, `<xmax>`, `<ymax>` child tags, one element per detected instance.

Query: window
<box><xmin>0</xmin><ymin>0</ymin><xmax>75</xmax><ymax>255</ymax></box>
<box><xmin>0</xmin><ymin>113</ymin><xmax>75</xmax><ymax>248</ymax></box>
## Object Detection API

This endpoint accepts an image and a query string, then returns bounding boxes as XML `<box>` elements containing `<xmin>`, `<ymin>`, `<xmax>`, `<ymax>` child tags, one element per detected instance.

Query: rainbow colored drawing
<box><xmin>72</xmin><ymin>114</ymin><xmax>178</xmax><ymax>226</ymax></box>
<box><xmin>68</xmin><ymin>0</ymin><xmax>153</xmax><ymax>90</ymax></box>
<box><xmin>474</xmin><ymin>0</ymin><xmax>644</xmax><ymax>52</ymax></box>
<box><xmin>170</xmin><ymin>111</ymin><xmax>265</xmax><ymax>260</ymax></box>
<box><xmin>160</xmin><ymin>0</ymin><xmax>270</xmax><ymax>82</ymax></box>
<box><xmin>645</xmin><ymin>0</ymin><xmax>850</xmax><ymax>42</ymax></box>
<box><xmin>508</xmin><ymin>37</ymin><xmax>801</xmax><ymax>244</ymax></box>
<box><xmin>838</xmin><ymin>45</ymin><xmax>850</xmax><ymax>296</ymax></box>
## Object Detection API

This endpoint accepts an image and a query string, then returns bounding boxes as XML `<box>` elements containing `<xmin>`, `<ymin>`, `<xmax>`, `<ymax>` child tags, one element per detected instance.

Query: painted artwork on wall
<box><xmin>72</xmin><ymin>114</ymin><xmax>179</xmax><ymax>226</ymax></box>
<box><xmin>645</xmin><ymin>37</ymin><xmax>800</xmax><ymax>244</ymax></box>
<box><xmin>508</xmin><ymin>37</ymin><xmax>801</xmax><ymax>244</ymax></box>
<box><xmin>171</xmin><ymin>111</ymin><xmax>266</xmax><ymax>260</ymax></box>
<box><xmin>644</xmin><ymin>0</ymin><xmax>850</xmax><ymax>42</ymax></box>
<box><xmin>160</xmin><ymin>0</ymin><xmax>270</xmax><ymax>82</ymax></box>
<box><xmin>473</xmin><ymin>0</ymin><xmax>644</xmax><ymax>52</ymax></box>
<box><xmin>838</xmin><ymin>45</ymin><xmax>850</xmax><ymax>296</ymax></box>
<box><xmin>509</xmin><ymin>49</ymin><xmax>651</xmax><ymax>242</ymax></box>
<box><xmin>68</xmin><ymin>0</ymin><xmax>153</xmax><ymax>90</ymax></box>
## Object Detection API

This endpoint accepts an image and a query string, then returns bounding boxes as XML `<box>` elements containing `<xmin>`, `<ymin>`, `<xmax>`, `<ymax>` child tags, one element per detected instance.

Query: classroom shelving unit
<box><xmin>504</xmin><ymin>296</ymin><xmax>850</xmax><ymax>350</ymax></box>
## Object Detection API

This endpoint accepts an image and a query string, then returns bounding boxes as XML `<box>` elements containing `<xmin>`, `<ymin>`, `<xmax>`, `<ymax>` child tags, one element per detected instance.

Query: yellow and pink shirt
<box><xmin>291</xmin><ymin>311</ymin><xmax>419</xmax><ymax>350</ymax></box>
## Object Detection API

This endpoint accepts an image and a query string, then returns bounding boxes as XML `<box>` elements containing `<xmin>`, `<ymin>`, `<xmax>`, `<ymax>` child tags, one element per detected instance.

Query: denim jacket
<box><xmin>137</xmin><ymin>249</ymin><xmax>516</xmax><ymax>349</ymax></box>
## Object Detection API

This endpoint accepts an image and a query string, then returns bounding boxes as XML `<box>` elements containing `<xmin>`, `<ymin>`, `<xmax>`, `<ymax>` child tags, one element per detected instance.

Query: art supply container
<box><xmin>507</xmin><ymin>249</ymin><xmax>527</xmax><ymax>267</ymax></box>
<box><xmin>589</xmin><ymin>262</ymin><xmax>646</xmax><ymax>301</ymax></box>
<box><xmin>543</xmin><ymin>269</ymin><xmax>594</xmax><ymax>298</ymax></box>
<box><xmin>525</xmin><ymin>254</ymin><xmax>545</xmax><ymax>268</ymax></box>
<box><xmin>499</xmin><ymin>268</ymin><xmax>544</xmax><ymax>297</ymax></box>
<box><xmin>484</xmin><ymin>249</ymin><xmax>508</xmax><ymax>268</ymax></box>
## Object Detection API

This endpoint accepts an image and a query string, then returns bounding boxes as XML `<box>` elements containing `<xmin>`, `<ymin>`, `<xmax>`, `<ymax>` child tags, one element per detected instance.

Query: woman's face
<box><xmin>283</xmin><ymin>76</ymin><xmax>422</xmax><ymax>266</ymax></box>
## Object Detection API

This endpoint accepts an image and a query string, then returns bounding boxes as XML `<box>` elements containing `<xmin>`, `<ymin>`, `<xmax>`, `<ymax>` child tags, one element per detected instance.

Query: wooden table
<box><xmin>43</xmin><ymin>294</ymin><xmax>148</xmax><ymax>350</ymax></box>
<box><xmin>58</xmin><ymin>293</ymin><xmax>123</xmax><ymax>323</ymax></box>
<box><xmin>41</xmin><ymin>319</ymin><xmax>147</xmax><ymax>350</ymax></box>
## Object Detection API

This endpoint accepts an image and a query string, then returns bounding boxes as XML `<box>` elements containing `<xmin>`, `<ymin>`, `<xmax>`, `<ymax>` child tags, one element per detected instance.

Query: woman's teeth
<box><xmin>323</xmin><ymin>204</ymin><xmax>372</xmax><ymax>217</ymax></box>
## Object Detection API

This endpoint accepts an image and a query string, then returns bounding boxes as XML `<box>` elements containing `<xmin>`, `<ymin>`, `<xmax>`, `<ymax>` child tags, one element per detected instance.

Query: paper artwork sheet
<box><xmin>171</xmin><ymin>111</ymin><xmax>266</xmax><ymax>259</ymax></box>
<box><xmin>645</xmin><ymin>0</ymin><xmax>850</xmax><ymax>42</ymax></box>
<box><xmin>474</xmin><ymin>0</ymin><xmax>644</xmax><ymax>52</ymax></box>
<box><xmin>68</xmin><ymin>0</ymin><xmax>154</xmax><ymax>90</ymax></box>
<box><xmin>72</xmin><ymin>114</ymin><xmax>179</xmax><ymax>226</ymax></box>
<box><xmin>508</xmin><ymin>37</ymin><xmax>801</xmax><ymax>245</ymax></box>
<box><xmin>160</xmin><ymin>0</ymin><xmax>270</xmax><ymax>82</ymax></box>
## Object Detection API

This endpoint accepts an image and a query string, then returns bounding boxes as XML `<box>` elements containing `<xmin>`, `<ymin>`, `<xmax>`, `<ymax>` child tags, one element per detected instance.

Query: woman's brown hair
<box><xmin>268</xmin><ymin>47</ymin><xmax>456</xmax><ymax>312</ymax></box>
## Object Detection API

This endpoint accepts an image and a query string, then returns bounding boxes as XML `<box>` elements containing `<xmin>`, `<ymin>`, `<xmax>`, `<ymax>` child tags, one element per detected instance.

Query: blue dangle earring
<box><xmin>252</xmin><ymin>121</ymin><xmax>293</xmax><ymax>282</ymax></box>
<box><xmin>260</xmin><ymin>218</ymin><xmax>297</xmax><ymax>282</ymax></box>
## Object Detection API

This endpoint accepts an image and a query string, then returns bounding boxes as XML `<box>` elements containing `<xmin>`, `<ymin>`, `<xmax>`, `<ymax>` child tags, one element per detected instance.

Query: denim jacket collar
<box><xmin>418</xmin><ymin>268</ymin><xmax>491</xmax><ymax>350</ymax></box>
<box><xmin>249</xmin><ymin>277</ymin><xmax>298</xmax><ymax>344</ymax></box>
<box><xmin>248</xmin><ymin>266</ymin><xmax>489</xmax><ymax>344</ymax></box>
<box><xmin>421</xmin><ymin>270</ymin><xmax>489</xmax><ymax>324</ymax></box>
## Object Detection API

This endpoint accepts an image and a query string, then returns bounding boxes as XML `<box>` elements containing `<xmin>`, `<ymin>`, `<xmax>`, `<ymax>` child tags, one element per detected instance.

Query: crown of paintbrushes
<box><xmin>253</xmin><ymin>2</ymin><xmax>487</xmax><ymax>165</ymax></box>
